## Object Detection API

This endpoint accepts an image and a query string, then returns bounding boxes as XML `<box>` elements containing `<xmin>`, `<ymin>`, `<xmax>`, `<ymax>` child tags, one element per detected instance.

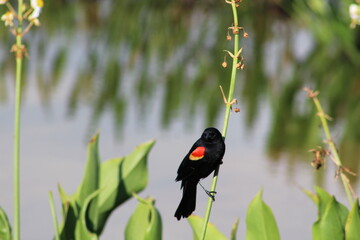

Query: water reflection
<box><xmin>0</xmin><ymin>0</ymin><xmax>359</xmax><ymax>178</ymax></box>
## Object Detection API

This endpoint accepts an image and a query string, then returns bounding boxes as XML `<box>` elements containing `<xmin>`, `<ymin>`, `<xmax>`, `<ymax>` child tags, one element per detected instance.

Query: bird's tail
<box><xmin>174</xmin><ymin>180</ymin><xmax>197</xmax><ymax>220</ymax></box>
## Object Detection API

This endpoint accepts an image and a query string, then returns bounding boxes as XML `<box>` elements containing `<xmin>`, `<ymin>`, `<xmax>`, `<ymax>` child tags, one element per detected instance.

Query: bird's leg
<box><xmin>198</xmin><ymin>181</ymin><xmax>217</xmax><ymax>201</ymax></box>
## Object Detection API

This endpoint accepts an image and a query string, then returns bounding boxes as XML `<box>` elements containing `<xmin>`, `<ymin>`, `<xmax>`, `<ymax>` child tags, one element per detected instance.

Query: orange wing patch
<box><xmin>189</xmin><ymin>146</ymin><xmax>205</xmax><ymax>161</ymax></box>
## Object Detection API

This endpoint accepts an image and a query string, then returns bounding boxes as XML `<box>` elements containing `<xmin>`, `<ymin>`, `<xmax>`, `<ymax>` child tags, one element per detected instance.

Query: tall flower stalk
<box><xmin>0</xmin><ymin>1</ymin><xmax>43</xmax><ymax>239</ymax></box>
<box><xmin>200</xmin><ymin>0</ymin><xmax>246</xmax><ymax>239</ymax></box>
<box><xmin>304</xmin><ymin>88</ymin><xmax>357</xmax><ymax>206</ymax></box>
<box><xmin>13</xmin><ymin>0</ymin><xmax>24</xmax><ymax>237</ymax></box>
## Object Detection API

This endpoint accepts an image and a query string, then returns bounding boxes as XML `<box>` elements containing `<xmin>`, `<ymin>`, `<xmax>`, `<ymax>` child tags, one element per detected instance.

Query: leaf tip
<box><xmin>89</xmin><ymin>133</ymin><xmax>100</xmax><ymax>144</ymax></box>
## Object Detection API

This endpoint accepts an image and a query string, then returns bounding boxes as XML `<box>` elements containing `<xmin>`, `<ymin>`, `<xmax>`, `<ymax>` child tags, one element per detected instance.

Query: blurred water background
<box><xmin>0</xmin><ymin>0</ymin><xmax>360</xmax><ymax>239</ymax></box>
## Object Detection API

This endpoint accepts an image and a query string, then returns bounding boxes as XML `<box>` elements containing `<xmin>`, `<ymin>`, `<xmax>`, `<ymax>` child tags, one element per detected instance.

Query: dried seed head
<box><xmin>222</xmin><ymin>61</ymin><xmax>227</xmax><ymax>68</ymax></box>
<box><xmin>234</xmin><ymin>108</ymin><xmax>240</xmax><ymax>113</ymax></box>
<box><xmin>240</xmin><ymin>63</ymin><xmax>245</xmax><ymax>70</ymax></box>
<box><xmin>233</xmin><ymin>28</ymin><xmax>239</xmax><ymax>34</ymax></box>
<box><xmin>226</xmin><ymin>33</ymin><xmax>232</xmax><ymax>41</ymax></box>
<box><xmin>311</xmin><ymin>159</ymin><xmax>324</xmax><ymax>170</ymax></box>
<box><xmin>309</xmin><ymin>147</ymin><xmax>327</xmax><ymax>170</ymax></box>
<box><xmin>243</xmin><ymin>32</ymin><xmax>249</xmax><ymax>38</ymax></box>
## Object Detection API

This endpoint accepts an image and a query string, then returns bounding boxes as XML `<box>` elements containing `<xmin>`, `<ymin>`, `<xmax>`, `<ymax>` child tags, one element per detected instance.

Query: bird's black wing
<box><xmin>175</xmin><ymin>138</ymin><xmax>203</xmax><ymax>182</ymax></box>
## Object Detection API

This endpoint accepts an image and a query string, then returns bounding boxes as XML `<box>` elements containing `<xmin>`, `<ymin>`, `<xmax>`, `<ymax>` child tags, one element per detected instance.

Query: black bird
<box><xmin>174</xmin><ymin>127</ymin><xmax>225</xmax><ymax>220</ymax></box>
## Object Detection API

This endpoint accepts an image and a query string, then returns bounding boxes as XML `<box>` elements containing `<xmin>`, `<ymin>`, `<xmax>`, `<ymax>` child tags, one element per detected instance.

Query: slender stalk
<box><xmin>305</xmin><ymin>89</ymin><xmax>355</xmax><ymax>206</ymax></box>
<box><xmin>14</xmin><ymin>1</ymin><xmax>24</xmax><ymax>240</ymax></box>
<box><xmin>200</xmin><ymin>2</ymin><xmax>240</xmax><ymax>239</ymax></box>
<box><xmin>48</xmin><ymin>191</ymin><xmax>60</xmax><ymax>240</ymax></box>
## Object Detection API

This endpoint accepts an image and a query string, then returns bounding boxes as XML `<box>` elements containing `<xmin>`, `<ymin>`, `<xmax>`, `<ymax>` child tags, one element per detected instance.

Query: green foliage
<box><xmin>58</xmin><ymin>184</ymin><xmax>78</xmax><ymax>239</ymax></box>
<box><xmin>77</xmin><ymin>134</ymin><xmax>100</xmax><ymax>207</ymax></box>
<box><xmin>307</xmin><ymin>187</ymin><xmax>360</xmax><ymax>240</ymax></box>
<box><xmin>345</xmin><ymin>199</ymin><xmax>360</xmax><ymax>240</ymax></box>
<box><xmin>186</xmin><ymin>190</ymin><xmax>282</xmax><ymax>240</ymax></box>
<box><xmin>246</xmin><ymin>189</ymin><xmax>281</xmax><ymax>240</ymax></box>
<box><xmin>301</xmin><ymin>187</ymin><xmax>319</xmax><ymax>204</ymax></box>
<box><xmin>74</xmin><ymin>190</ymin><xmax>100</xmax><ymax>240</ymax></box>
<box><xmin>53</xmin><ymin>134</ymin><xmax>155</xmax><ymax>239</ymax></box>
<box><xmin>0</xmin><ymin>207</ymin><xmax>12</xmax><ymax>240</ymax></box>
<box><xmin>125</xmin><ymin>195</ymin><xmax>162</xmax><ymax>240</ymax></box>
<box><xmin>48</xmin><ymin>191</ymin><xmax>60</xmax><ymax>240</ymax></box>
<box><xmin>187</xmin><ymin>215</ymin><xmax>227</xmax><ymax>240</ymax></box>
<box><xmin>312</xmin><ymin>197</ymin><xmax>347</xmax><ymax>240</ymax></box>
<box><xmin>230</xmin><ymin>218</ymin><xmax>239</xmax><ymax>240</ymax></box>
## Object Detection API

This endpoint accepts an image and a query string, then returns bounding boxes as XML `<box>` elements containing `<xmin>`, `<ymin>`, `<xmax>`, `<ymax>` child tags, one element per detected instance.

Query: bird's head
<box><xmin>201</xmin><ymin>127</ymin><xmax>223</xmax><ymax>143</ymax></box>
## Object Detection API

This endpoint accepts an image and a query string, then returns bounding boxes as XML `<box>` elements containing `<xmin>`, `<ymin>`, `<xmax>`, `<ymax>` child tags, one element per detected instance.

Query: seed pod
<box><xmin>226</xmin><ymin>34</ymin><xmax>232</xmax><ymax>41</ymax></box>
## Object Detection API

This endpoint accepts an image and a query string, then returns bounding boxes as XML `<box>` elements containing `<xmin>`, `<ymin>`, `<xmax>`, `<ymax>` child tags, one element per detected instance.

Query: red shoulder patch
<box><xmin>189</xmin><ymin>146</ymin><xmax>205</xmax><ymax>161</ymax></box>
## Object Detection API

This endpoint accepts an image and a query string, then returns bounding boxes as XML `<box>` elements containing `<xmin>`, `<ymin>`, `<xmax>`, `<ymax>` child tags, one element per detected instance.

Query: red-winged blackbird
<box><xmin>174</xmin><ymin>127</ymin><xmax>225</xmax><ymax>220</ymax></box>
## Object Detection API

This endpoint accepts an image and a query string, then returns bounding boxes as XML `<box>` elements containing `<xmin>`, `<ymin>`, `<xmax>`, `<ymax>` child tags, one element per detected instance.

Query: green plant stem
<box><xmin>14</xmin><ymin>1</ymin><xmax>24</xmax><ymax>240</ymax></box>
<box><xmin>312</xmin><ymin>97</ymin><xmax>354</xmax><ymax>206</ymax></box>
<box><xmin>200</xmin><ymin>2</ymin><xmax>240</xmax><ymax>239</ymax></box>
<box><xmin>48</xmin><ymin>191</ymin><xmax>60</xmax><ymax>240</ymax></box>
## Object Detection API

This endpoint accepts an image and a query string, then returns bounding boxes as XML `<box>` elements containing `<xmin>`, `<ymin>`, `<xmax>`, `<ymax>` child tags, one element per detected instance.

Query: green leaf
<box><xmin>312</xmin><ymin>197</ymin><xmax>347</xmax><ymax>240</ymax></box>
<box><xmin>94</xmin><ymin>140</ymin><xmax>156</xmax><ymax>234</ymax></box>
<box><xmin>48</xmin><ymin>191</ymin><xmax>60</xmax><ymax>240</ymax></box>
<box><xmin>246</xmin><ymin>189</ymin><xmax>281</xmax><ymax>240</ymax></box>
<box><xmin>75</xmin><ymin>190</ymin><xmax>100</xmax><ymax>240</ymax></box>
<box><xmin>345</xmin><ymin>199</ymin><xmax>360</xmax><ymax>240</ymax></box>
<box><xmin>77</xmin><ymin>133</ymin><xmax>100</xmax><ymax>207</ymax></box>
<box><xmin>55</xmin><ymin>138</ymin><xmax>156</xmax><ymax>237</ymax></box>
<box><xmin>231</xmin><ymin>218</ymin><xmax>240</xmax><ymax>240</ymax></box>
<box><xmin>76</xmin><ymin>134</ymin><xmax>101</xmax><ymax>232</ymax></box>
<box><xmin>187</xmin><ymin>215</ymin><xmax>227</xmax><ymax>240</ymax></box>
<box><xmin>301</xmin><ymin>187</ymin><xmax>319</xmax><ymax>204</ymax></box>
<box><xmin>58</xmin><ymin>184</ymin><xmax>79</xmax><ymax>240</ymax></box>
<box><xmin>0</xmin><ymin>207</ymin><xmax>12</xmax><ymax>240</ymax></box>
<box><xmin>314</xmin><ymin>186</ymin><xmax>332</xmax><ymax>217</ymax></box>
<box><xmin>125</xmin><ymin>195</ymin><xmax>162</xmax><ymax>240</ymax></box>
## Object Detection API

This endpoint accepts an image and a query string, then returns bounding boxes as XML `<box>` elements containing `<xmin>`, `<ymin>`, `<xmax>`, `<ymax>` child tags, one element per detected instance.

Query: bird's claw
<box><xmin>199</xmin><ymin>181</ymin><xmax>217</xmax><ymax>201</ymax></box>
<box><xmin>205</xmin><ymin>190</ymin><xmax>217</xmax><ymax>201</ymax></box>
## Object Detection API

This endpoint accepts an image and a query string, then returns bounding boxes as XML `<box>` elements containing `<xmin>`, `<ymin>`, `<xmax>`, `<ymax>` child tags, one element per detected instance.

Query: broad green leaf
<box><xmin>94</xmin><ymin>140</ymin><xmax>156</xmax><ymax>234</ymax></box>
<box><xmin>77</xmin><ymin>134</ymin><xmax>100</xmax><ymax>207</ymax></box>
<box><xmin>335</xmin><ymin>199</ymin><xmax>349</xmax><ymax>227</ymax></box>
<box><xmin>312</xmin><ymin>197</ymin><xmax>347</xmax><ymax>240</ymax></box>
<box><xmin>187</xmin><ymin>215</ymin><xmax>227</xmax><ymax>240</ymax></box>
<box><xmin>345</xmin><ymin>199</ymin><xmax>360</xmax><ymax>240</ymax></box>
<box><xmin>0</xmin><ymin>207</ymin><xmax>12</xmax><ymax>240</ymax></box>
<box><xmin>125</xmin><ymin>195</ymin><xmax>162</xmax><ymax>240</ymax></box>
<box><xmin>246</xmin><ymin>189</ymin><xmax>281</xmax><ymax>240</ymax></box>
<box><xmin>314</xmin><ymin>186</ymin><xmax>332</xmax><ymax>216</ymax></box>
<box><xmin>231</xmin><ymin>218</ymin><xmax>240</xmax><ymax>240</ymax></box>
<box><xmin>75</xmin><ymin>190</ymin><xmax>100</xmax><ymax>240</ymax></box>
<box><xmin>76</xmin><ymin>134</ymin><xmax>101</xmax><ymax>232</ymax></box>
<box><xmin>55</xmin><ymin>138</ymin><xmax>156</xmax><ymax>237</ymax></box>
